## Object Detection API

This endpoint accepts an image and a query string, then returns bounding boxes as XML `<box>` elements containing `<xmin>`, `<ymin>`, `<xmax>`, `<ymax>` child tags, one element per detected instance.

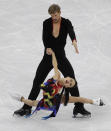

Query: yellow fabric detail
<box><xmin>44</xmin><ymin>92</ymin><xmax>53</xmax><ymax>99</ymax></box>
<box><xmin>41</xmin><ymin>83</ymin><xmax>45</xmax><ymax>87</ymax></box>
<box><xmin>52</xmin><ymin>89</ymin><xmax>56</xmax><ymax>94</ymax></box>
<box><xmin>44</xmin><ymin>99</ymin><xmax>53</xmax><ymax>107</ymax></box>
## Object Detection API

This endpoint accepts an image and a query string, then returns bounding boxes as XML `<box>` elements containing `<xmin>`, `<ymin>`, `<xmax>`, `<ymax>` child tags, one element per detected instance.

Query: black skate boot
<box><xmin>73</xmin><ymin>103</ymin><xmax>91</xmax><ymax>118</ymax></box>
<box><xmin>14</xmin><ymin>108</ymin><xmax>31</xmax><ymax>116</ymax></box>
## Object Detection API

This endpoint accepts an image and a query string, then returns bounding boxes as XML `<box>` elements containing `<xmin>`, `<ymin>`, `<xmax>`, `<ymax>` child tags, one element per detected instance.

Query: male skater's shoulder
<box><xmin>62</xmin><ymin>17</ymin><xmax>77</xmax><ymax>42</ymax></box>
<box><xmin>62</xmin><ymin>17</ymin><xmax>73</xmax><ymax>28</ymax></box>
<box><xmin>43</xmin><ymin>17</ymin><xmax>52</xmax><ymax>25</ymax></box>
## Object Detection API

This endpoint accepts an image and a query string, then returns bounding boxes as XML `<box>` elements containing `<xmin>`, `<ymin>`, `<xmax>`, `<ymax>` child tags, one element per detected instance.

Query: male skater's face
<box><xmin>51</xmin><ymin>12</ymin><xmax>61</xmax><ymax>23</ymax></box>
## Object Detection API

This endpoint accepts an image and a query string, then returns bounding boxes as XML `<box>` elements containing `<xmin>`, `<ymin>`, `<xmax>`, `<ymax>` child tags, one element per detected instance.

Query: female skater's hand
<box><xmin>72</xmin><ymin>40</ymin><xmax>79</xmax><ymax>54</ymax></box>
<box><xmin>46</xmin><ymin>48</ymin><xmax>53</xmax><ymax>55</ymax></box>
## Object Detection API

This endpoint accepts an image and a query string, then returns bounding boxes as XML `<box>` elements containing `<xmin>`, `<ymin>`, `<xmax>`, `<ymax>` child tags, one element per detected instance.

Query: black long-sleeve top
<box><xmin>42</xmin><ymin>17</ymin><xmax>77</xmax><ymax>58</ymax></box>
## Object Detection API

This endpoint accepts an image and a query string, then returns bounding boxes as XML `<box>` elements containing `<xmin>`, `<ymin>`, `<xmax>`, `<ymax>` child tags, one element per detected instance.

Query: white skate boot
<box><xmin>10</xmin><ymin>93</ymin><xmax>23</xmax><ymax>101</ymax></box>
<box><xmin>93</xmin><ymin>98</ymin><xmax>105</xmax><ymax>106</ymax></box>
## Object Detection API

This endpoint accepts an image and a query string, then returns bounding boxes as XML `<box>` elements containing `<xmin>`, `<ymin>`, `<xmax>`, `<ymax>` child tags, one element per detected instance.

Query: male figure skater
<box><xmin>14</xmin><ymin>4</ymin><xmax>91</xmax><ymax>117</ymax></box>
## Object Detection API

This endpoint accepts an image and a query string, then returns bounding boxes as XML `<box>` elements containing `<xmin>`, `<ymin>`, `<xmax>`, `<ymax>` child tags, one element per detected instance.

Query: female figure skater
<box><xmin>17</xmin><ymin>49</ymin><xmax>104</xmax><ymax>119</ymax></box>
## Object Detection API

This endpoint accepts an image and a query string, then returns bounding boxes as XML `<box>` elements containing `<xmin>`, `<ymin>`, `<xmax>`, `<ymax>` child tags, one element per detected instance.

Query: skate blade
<box><xmin>73</xmin><ymin>113</ymin><xmax>91</xmax><ymax>118</ymax></box>
<box><xmin>13</xmin><ymin>112</ymin><xmax>25</xmax><ymax>117</ymax></box>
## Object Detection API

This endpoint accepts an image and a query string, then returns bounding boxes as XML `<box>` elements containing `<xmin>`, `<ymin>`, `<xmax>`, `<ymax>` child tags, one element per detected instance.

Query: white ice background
<box><xmin>0</xmin><ymin>0</ymin><xmax>111</xmax><ymax>131</ymax></box>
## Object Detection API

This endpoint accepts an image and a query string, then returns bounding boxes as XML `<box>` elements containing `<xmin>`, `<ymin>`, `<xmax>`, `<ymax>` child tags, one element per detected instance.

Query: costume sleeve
<box><xmin>66</xmin><ymin>19</ymin><xmax>77</xmax><ymax>42</ymax></box>
<box><xmin>42</xmin><ymin>21</ymin><xmax>50</xmax><ymax>48</ymax></box>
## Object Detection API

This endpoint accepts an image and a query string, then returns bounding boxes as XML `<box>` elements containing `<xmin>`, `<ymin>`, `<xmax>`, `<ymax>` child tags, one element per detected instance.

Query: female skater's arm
<box><xmin>48</xmin><ymin>49</ymin><xmax>60</xmax><ymax>80</ymax></box>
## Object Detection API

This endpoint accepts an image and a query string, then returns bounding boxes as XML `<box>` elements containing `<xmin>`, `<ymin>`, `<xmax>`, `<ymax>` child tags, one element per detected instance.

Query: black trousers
<box><xmin>23</xmin><ymin>54</ymin><xmax>83</xmax><ymax>109</ymax></box>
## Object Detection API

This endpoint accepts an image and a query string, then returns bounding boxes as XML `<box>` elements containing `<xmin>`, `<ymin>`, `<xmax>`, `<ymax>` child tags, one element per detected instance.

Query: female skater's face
<box><xmin>63</xmin><ymin>77</ymin><xmax>75</xmax><ymax>88</ymax></box>
<box><xmin>51</xmin><ymin>12</ymin><xmax>61</xmax><ymax>23</ymax></box>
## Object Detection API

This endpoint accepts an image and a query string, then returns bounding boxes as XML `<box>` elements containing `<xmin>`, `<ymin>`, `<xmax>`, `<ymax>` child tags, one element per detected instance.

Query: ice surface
<box><xmin>0</xmin><ymin>0</ymin><xmax>111</xmax><ymax>131</ymax></box>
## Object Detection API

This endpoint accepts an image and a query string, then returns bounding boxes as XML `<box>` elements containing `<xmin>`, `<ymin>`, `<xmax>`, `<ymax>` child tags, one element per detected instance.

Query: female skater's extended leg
<box><xmin>21</xmin><ymin>97</ymin><xmax>38</xmax><ymax>107</ymax></box>
<box><xmin>61</xmin><ymin>96</ymin><xmax>104</xmax><ymax>106</ymax></box>
<box><xmin>68</xmin><ymin>96</ymin><xmax>104</xmax><ymax>106</ymax></box>
<box><xmin>68</xmin><ymin>96</ymin><xmax>93</xmax><ymax>104</ymax></box>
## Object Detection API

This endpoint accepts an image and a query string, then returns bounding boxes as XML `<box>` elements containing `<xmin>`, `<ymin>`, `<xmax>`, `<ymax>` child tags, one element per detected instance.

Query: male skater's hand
<box><xmin>46</xmin><ymin>48</ymin><xmax>53</xmax><ymax>55</ymax></box>
<box><xmin>72</xmin><ymin>40</ymin><xmax>79</xmax><ymax>54</ymax></box>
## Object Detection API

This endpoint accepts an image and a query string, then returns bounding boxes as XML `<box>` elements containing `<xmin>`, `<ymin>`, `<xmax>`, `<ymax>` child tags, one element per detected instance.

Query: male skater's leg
<box><xmin>14</xmin><ymin>55</ymin><xmax>53</xmax><ymax>116</ymax></box>
<box><xmin>58</xmin><ymin>57</ymin><xmax>91</xmax><ymax>117</ymax></box>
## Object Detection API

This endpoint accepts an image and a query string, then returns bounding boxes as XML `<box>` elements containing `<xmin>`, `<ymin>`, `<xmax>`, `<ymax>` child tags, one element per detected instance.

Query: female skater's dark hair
<box><xmin>64</xmin><ymin>80</ymin><xmax>78</xmax><ymax>106</ymax></box>
<box><xmin>64</xmin><ymin>88</ymin><xmax>70</xmax><ymax>106</ymax></box>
